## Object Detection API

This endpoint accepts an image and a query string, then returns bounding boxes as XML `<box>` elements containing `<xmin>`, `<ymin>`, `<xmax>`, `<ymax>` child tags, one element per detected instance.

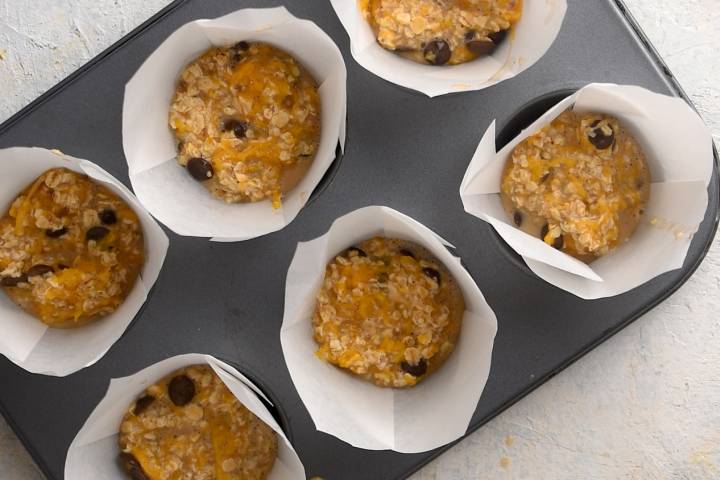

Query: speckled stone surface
<box><xmin>0</xmin><ymin>1</ymin><xmax>718</xmax><ymax>479</ymax></box>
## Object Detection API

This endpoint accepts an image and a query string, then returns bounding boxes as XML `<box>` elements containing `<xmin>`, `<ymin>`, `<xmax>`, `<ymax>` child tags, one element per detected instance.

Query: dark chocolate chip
<box><xmin>58</xmin><ymin>264</ymin><xmax>70</xmax><ymax>270</ymax></box>
<box><xmin>119</xmin><ymin>452</ymin><xmax>150</xmax><ymax>480</ymax></box>
<box><xmin>423</xmin><ymin>39</ymin><xmax>451</xmax><ymax>65</ymax></box>
<box><xmin>86</xmin><ymin>226</ymin><xmax>110</xmax><ymax>242</ymax></box>
<box><xmin>222</xmin><ymin>119</ymin><xmax>248</xmax><ymax>139</ymax></box>
<box><xmin>99</xmin><ymin>209</ymin><xmax>117</xmax><ymax>225</ymax></box>
<box><xmin>422</xmin><ymin>267</ymin><xmax>441</xmax><ymax>286</ymax></box>
<box><xmin>401</xmin><ymin>358</ymin><xmax>428</xmax><ymax>377</ymax></box>
<box><xmin>398</xmin><ymin>249</ymin><xmax>415</xmax><ymax>259</ymax></box>
<box><xmin>229</xmin><ymin>41</ymin><xmax>251</xmax><ymax>66</ymax></box>
<box><xmin>540</xmin><ymin>224</ymin><xmax>564</xmax><ymax>250</ymax></box>
<box><xmin>466</xmin><ymin>38</ymin><xmax>496</xmax><ymax>56</ymax></box>
<box><xmin>45</xmin><ymin>227</ymin><xmax>68</xmax><ymax>238</ymax></box>
<box><xmin>27</xmin><ymin>264</ymin><xmax>53</xmax><ymax>277</ymax></box>
<box><xmin>168</xmin><ymin>375</ymin><xmax>195</xmax><ymax>406</ymax></box>
<box><xmin>1</xmin><ymin>274</ymin><xmax>27</xmax><ymax>287</ymax></box>
<box><xmin>540</xmin><ymin>172</ymin><xmax>551</xmax><ymax>184</ymax></box>
<box><xmin>467</xmin><ymin>28</ymin><xmax>508</xmax><ymax>56</ymax></box>
<box><xmin>513</xmin><ymin>211</ymin><xmax>523</xmax><ymax>227</ymax></box>
<box><xmin>186</xmin><ymin>157</ymin><xmax>214</xmax><ymax>181</ymax></box>
<box><xmin>377</xmin><ymin>272</ymin><xmax>389</xmax><ymax>283</ymax></box>
<box><xmin>45</xmin><ymin>227</ymin><xmax>67</xmax><ymax>238</ymax></box>
<box><xmin>488</xmin><ymin>29</ymin><xmax>509</xmax><ymax>45</ymax></box>
<box><xmin>345</xmin><ymin>247</ymin><xmax>367</xmax><ymax>258</ymax></box>
<box><xmin>233</xmin><ymin>41</ymin><xmax>250</xmax><ymax>52</ymax></box>
<box><xmin>588</xmin><ymin>120</ymin><xmax>615</xmax><ymax>150</ymax></box>
<box><xmin>133</xmin><ymin>395</ymin><xmax>155</xmax><ymax>416</ymax></box>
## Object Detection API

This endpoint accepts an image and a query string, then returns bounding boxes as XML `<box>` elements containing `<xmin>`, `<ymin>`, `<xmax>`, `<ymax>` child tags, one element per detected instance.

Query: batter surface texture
<box><xmin>170</xmin><ymin>42</ymin><xmax>321</xmax><ymax>208</ymax></box>
<box><xmin>313</xmin><ymin>237</ymin><xmax>465</xmax><ymax>388</ymax></box>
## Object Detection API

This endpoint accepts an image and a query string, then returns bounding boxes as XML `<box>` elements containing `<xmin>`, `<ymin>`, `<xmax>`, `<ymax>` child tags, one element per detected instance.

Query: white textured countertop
<box><xmin>1</xmin><ymin>1</ymin><xmax>718</xmax><ymax>478</ymax></box>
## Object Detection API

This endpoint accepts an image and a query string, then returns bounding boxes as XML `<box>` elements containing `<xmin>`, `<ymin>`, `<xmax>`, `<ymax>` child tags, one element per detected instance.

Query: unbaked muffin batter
<box><xmin>0</xmin><ymin>168</ymin><xmax>144</xmax><ymax>328</ymax></box>
<box><xmin>169</xmin><ymin>41</ymin><xmax>321</xmax><ymax>208</ymax></box>
<box><xmin>360</xmin><ymin>0</ymin><xmax>523</xmax><ymax>65</ymax></box>
<box><xmin>313</xmin><ymin>237</ymin><xmax>464</xmax><ymax>388</ymax></box>
<box><xmin>501</xmin><ymin>110</ymin><xmax>651</xmax><ymax>262</ymax></box>
<box><xmin>119</xmin><ymin>364</ymin><xmax>278</xmax><ymax>480</ymax></box>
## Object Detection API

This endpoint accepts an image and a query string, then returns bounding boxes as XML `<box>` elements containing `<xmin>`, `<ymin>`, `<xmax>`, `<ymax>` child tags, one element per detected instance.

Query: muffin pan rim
<box><xmin>0</xmin><ymin>1</ymin><xmax>718</xmax><ymax>479</ymax></box>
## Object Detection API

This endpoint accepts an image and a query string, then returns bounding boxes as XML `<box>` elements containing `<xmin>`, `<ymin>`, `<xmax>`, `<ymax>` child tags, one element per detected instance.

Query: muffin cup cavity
<box><xmin>0</xmin><ymin>147</ymin><xmax>168</xmax><ymax>376</ymax></box>
<box><xmin>280</xmin><ymin>206</ymin><xmax>498</xmax><ymax>453</ymax></box>
<box><xmin>123</xmin><ymin>7</ymin><xmax>347</xmax><ymax>241</ymax></box>
<box><xmin>460</xmin><ymin>83</ymin><xmax>714</xmax><ymax>299</ymax></box>
<box><xmin>64</xmin><ymin>354</ymin><xmax>305</xmax><ymax>480</ymax></box>
<box><xmin>329</xmin><ymin>0</ymin><xmax>567</xmax><ymax>97</ymax></box>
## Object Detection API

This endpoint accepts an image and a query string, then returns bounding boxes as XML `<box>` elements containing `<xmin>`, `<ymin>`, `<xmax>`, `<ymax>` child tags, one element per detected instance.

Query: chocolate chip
<box><xmin>488</xmin><ymin>29</ymin><xmax>509</xmax><ymax>45</ymax></box>
<box><xmin>398</xmin><ymin>249</ymin><xmax>415</xmax><ymax>259</ymax></box>
<box><xmin>229</xmin><ymin>41</ymin><xmax>251</xmax><ymax>66</ymax></box>
<box><xmin>345</xmin><ymin>247</ymin><xmax>367</xmax><ymax>258</ymax></box>
<box><xmin>401</xmin><ymin>358</ymin><xmax>427</xmax><ymax>377</ymax></box>
<box><xmin>377</xmin><ymin>272</ymin><xmax>389</xmax><ymax>283</ymax></box>
<box><xmin>133</xmin><ymin>395</ymin><xmax>155</xmax><ymax>416</ymax></box>
<box><xmin>1</xmin><ymin>274</ymin><xmax>27</xmax><ymax>287</ymax></box>
<box><xmin>58</xmin><ymin>264</ymin><xmax>70</xmax><ymax>270</ymax></box>
<box><xmin>466</xmin><ymin>39</ymin><xmax>496</xmax><ymax>56</ymax></box>
<box><xmin>186</xmin><ymin>157</ymin><xmax>214</xmax><ymax>181</ymax></box>
<box><xmin>27</xmin><ymin>264</ymin><xmax>53</xmax><ymax>277</ymax></box>
<box><xmin>513</xmin><ymin>211</ymin><xmax>523</xmax><ymax>227</ymax></box>
<box><xmin>86</xmin><ymin>226</ymin><xmax>109</xmax><ymax>242</ymax></box>
<box><xmin>168</xmin><ymin>375</ymin><xmax>195</xmax><ymax>406</ymax></box>
<box><xmin>119</xmin><ymin>452</ymin><xmax>150</xmax><ymax>480</ymax></box>
<box><xmin>45</xmin><ymin>227</ymin><xmax>67</xmax><ymax>238</ymax></box>
<box><xmin>222</xmin><ymin>119</ymin><xmax>248</xmax><ymax>139</ymax></box>
<box><xmin>540</xmin><ymin>224</ymin><xmax>564</xmax><ymax>250</ymax></box>
<box><xmin>588</xmin><ymin>120</ymin><xmax>615</xmax><ymax>150</ymax></box>
<box><xmin>540</xmin><ymin>172</ymin><xmax>551</xmax><ymax>184</ymax></box>
<box><xmin>422</xmin><ymin>267</ymin><xmax>441</xmax><ymax>286</ymax></box>
<box><xmin>423</xmin><ymin>39</ymin><xmax>451</xmax><ymax>65</ymax></box>
<box><xmin>233</xmin><ymin>41</ymin><xmax>250</xmax><ymax>52</ymax></box>
<box><xmin>99</xmin><ymin>209</ymin><xmax>117</xmax><ymax>225</ymax></box>
<box><xmin>467</xmin><ymin>28</ymin><xmax>508</xmax><ymax>56</ymax></box>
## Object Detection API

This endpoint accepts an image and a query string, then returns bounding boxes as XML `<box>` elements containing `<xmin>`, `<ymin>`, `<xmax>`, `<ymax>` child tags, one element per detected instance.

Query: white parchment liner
<box><xmin>460</xmin><ymin>83</ymin><xmax>714</xmax><ymax>299</ymax></box>
<box><xmin>65</xmin><ymin>354</ymin><xmax>305</xmax><ymax>479</ymax></box>
<box><xmin>329</xmin><ymin>0</ymin><xmax>566</xmax><ymax>97</ymax></box>
<box><xmin>280</xmin><ymin>206</ymin><xmax>497</xmax><ymax>453</ymax></box>
<box><xmin>0</xmin><ymin>147</ymin><xmax>168</xmax><ymax>376</ymax></box>
<box><xmin>123</xmin><ymin>7</ymin><xmax>347</xmax><ymax>241</ymax></box>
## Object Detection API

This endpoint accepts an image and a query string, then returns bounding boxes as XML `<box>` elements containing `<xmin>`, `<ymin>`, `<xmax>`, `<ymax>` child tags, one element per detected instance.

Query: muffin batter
<box><xmin>0</xmin><ymin>168</ymin><xmax>144</xmax><ymax>328</ymax></box>
<box><xmin>360</xmin><ymin>0</ymin><xmax>523</xmax><ymax>65</ymax></box>
<box><xmin>119</xmin><ymin>364</ymin><xmax>278</xmax><ymax>480</ymax></box>
<box><xmin>501</xmin><ymin>110</ymin><xmax>651</xmax><ymax>262</ymax></box>
<box><xmin>313</xmin><ymin>237</ymin><xmax>465</xmax><ymax>388</ymax></box>
<box><xmin>169</xmin><ymin>41</ymin><xmax>321</xmax><ymax>208</ymax></box>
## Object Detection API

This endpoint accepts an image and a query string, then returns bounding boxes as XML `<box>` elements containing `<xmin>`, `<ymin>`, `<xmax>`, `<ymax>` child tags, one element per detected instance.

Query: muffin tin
<box><xmin>0</xmin><ymin>1</ymin><xmax>717</xmax><ymax>479</ymax></box>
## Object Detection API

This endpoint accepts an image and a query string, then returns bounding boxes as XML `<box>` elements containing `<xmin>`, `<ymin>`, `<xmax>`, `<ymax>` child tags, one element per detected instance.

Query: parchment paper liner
<box><xmin>0</xmin><ymin>147</ymin><xmax>168</xmax><ymax>376</ymax></box>
<box><xmin>460</xmin><ymin>83</ymin><xmax>714</xmax><ymax>299</ymax></box>
<box><xmin>65</xmin><ymin>354</ymin><xmax>305</xmax><ymax>479</ymax></box>
<box><xmin>123</xmin><ymin>7</ymin><xmax>347</xmax><ymax>241</ymax></box>
<box><xmin>280</xmin><ymin>206</ymin><xmax>497</xmax><ymax>453</ymax></box>
<box><xmin>329</xmin><ymin>0</ymin><xmax>567</xmax><ymax>97</ymax></box>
